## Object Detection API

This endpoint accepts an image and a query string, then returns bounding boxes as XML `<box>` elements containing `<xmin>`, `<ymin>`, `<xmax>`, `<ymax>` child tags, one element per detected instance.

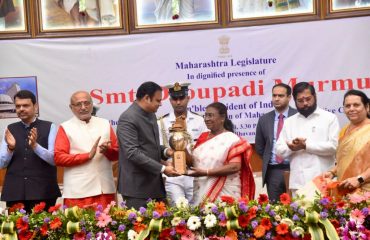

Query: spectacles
<box><xmin>296</xmin><ymin>96</ymin><xmax>313</xmax><ymax>105</ymax></box>
<box><xmin>71</xmin><ymin>101</ymin><xmax>92</xmax><ymax>108</ymax></box>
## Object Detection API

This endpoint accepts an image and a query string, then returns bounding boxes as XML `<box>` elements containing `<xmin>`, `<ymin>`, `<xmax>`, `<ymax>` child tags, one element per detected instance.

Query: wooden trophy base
<box><xmin>173</xmin><ymin>151</ymin><xmax>187</xmax><ymax>175</ymax></box>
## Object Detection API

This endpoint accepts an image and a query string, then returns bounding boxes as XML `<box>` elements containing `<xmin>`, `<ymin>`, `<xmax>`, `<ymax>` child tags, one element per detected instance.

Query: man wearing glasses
<box><xmin>158</xmin><ymin>82</ymin><xmax>206</xmax><ymax>205</ymax></box>
<box><xmin>55</xmin><ymin>91</ymin><xmax>118</xmax><ymax>208</ymax></box>
<box><xmin>276</xmin><ymin>82</ymin><xmax>339</xmax><ymax>197</ymax></box>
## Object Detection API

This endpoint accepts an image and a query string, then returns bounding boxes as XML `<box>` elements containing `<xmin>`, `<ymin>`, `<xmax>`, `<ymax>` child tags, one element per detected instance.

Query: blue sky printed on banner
<box><xmin>0</xmin><ymin>76</ymin><xmax>38</xmax><ymax>97</ymax></box>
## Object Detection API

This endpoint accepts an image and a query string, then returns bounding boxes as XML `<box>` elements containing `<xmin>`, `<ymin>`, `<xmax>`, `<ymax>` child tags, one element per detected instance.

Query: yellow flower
<box><xmin>136</xmin><ymin>216</ymin><xmax>143</xmax><ymax>223</ymax></box>
<box><xmin>112</xmin><ymin>210</ymin><xmax>126</xmax><ymax>220</ymax></box>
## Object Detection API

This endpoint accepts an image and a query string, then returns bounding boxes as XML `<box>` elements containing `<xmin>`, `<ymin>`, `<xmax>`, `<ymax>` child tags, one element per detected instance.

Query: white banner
<box><xmin>0</xmin><ymin>16</ymin><xmax>369</xmax><ymax>143</ymax></box>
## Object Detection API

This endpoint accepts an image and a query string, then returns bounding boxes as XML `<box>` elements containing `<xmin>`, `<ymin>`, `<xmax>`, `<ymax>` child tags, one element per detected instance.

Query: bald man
<box><xmin>55</xmin><ymin>91</ymin><xmax>118</xmax><ymax>208</ymax></box>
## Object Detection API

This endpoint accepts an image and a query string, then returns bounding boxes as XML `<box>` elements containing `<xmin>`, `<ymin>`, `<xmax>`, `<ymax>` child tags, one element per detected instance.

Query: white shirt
<box><xmin>276</xmin><ymin>107</ymin><xmax>339</xmax><ymax>190</ymax></box>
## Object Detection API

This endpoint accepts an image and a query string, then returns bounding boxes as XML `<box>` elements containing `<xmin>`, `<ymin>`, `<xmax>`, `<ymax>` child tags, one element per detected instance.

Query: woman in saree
<box><xmin>187</xmin><ymin>102</ymin><xmax>255</xmax><ymax>206</ymax></box>
<box><xmin>323</xmin><ymin>89</ymin><xmax>370</xmax><ymax>193</ymax></box>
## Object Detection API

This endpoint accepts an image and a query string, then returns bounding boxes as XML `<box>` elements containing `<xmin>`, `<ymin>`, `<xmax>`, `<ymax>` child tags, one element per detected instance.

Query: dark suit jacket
<box><xmin>255</xmin><ymin>107</ymin><xmax>297</xmax><ymax>186</ymax></box>
<box><xmin>117</xmin><ymin>102</ymin><xmax>166</xmax><ymax>199</ymax></box>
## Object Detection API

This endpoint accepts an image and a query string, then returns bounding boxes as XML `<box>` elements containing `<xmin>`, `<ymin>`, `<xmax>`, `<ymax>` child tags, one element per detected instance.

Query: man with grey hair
<box><xmin>55</xmin><ymin>91</ymin><xmax>118</xmax><ymax>208</ymax></box>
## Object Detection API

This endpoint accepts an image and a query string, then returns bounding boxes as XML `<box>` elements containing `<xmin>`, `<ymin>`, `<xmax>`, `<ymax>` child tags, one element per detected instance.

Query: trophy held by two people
<box><xmin>169</xmin><ymin>115</ymin><xmax>190</xmax><ymax>175</ymax></box>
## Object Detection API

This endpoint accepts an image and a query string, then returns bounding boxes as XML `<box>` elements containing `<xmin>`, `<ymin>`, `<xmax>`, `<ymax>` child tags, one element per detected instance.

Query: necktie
<box><xmin>276</xmin><ymin>114</ymin><xmax>284</xmax><ymax>164</ymax></box>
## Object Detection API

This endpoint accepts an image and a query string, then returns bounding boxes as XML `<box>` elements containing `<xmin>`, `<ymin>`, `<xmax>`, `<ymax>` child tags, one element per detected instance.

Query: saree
<box><xmin>336</xmin><ymin>122</ymin><xmax>370</xmax><ymax>192</ymax></box>
<box><xmin>192</xmin><ymin>132</ymin><xmax>255</xmax><ymax>206</ymax></box>
<box><xmin>298</xmin><ymin>122</ymin><xmax>370</xmax><ymax>199</ymax></box>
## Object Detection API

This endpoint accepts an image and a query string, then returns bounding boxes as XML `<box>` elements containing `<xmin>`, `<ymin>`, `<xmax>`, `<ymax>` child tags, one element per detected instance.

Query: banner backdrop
<box><xmin>0</xmin><ymin>16</ymin><xmax>369</xmax><ymax>143</ymax></box>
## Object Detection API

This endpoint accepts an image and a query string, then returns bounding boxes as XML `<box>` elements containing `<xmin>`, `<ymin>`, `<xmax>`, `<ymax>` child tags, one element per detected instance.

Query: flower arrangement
<box><xmin>0</xmin><ymin>192</ymin><xmax>369</xmax><ymax>240</ymax></box>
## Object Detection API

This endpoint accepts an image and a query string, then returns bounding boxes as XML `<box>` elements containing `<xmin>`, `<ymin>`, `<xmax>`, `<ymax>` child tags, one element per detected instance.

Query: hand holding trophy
<box><xmin>168</xmin><ymin>115</ymin><xmax>190</xmax><ymax>175</ymax></box>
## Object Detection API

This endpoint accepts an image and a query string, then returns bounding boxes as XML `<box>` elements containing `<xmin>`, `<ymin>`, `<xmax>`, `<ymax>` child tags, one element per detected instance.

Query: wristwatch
<box><xmin>357</xmin><ymin>176</ymin><xmax>365</xmax><ymax>185</ymax></box>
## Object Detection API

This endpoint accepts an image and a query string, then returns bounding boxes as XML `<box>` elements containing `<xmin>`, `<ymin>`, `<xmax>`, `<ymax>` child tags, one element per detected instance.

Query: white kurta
<box><xmin>276</xmin><ymin>108</ymin><xmax>339</xmax><ymax>190</ymax></box>
<box><xmin>61</xmin><ymin>116</ymin><xmax>116</xmax><ymax>198</ymax></box>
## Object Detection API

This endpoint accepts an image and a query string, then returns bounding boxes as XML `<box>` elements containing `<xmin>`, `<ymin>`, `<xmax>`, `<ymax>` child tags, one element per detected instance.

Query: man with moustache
<box><xmin>117</xmin><ymin>81</ymin><xmax>180</xmax><ymax>209</ymax></box>
<box><xmin>0</xmin><ymin>90</ymin><xmax>61</xmax><ymax>212</ymax></box>
<box><xmin>55</xmin><ymin>91</ymin><xmax>118</xmax><ymax>208</ymax></box>
<box><xmin>255</xmin><ymin>83</ymin><xmax>297</xmax><ymax>202</ymax></box>
<box><xmin>158</xmin><ymin>82</ymin><xmax>206</xmax><ymax>205</ymax></box>
<box><xmin>276</xmin><ymin>82</ymin><xmax>340</xmax><ymax>196</ymax></box>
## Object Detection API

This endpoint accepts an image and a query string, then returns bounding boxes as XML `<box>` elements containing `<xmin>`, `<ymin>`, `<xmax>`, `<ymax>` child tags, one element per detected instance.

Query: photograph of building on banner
<box><xmin>38</xmin><ymin>0</ymin><xmax>122</xmax><ymax>31</ymax></box>
<box><xmin>0</xmin><ymin>76</ymin><xmax>38</xmax><ymax>119</ymax></box>
<box><xmin>231</xmin><ymin>0</ymin><xmax>315</xmax><ymax>20</ymax></box>
<box><xmin>331</xmin><ymin>0</ymin><xmax>370</xmax><ymax>11</ymax></box>
<box><xmin>0</xmin><ymin>0</ymin><xmax>26</xmax><ymax>32</ymax></box>
<box><xmin>134</xmin><ymin>0</ymin><xmax>218</xmax><ymax>27</ymax></box>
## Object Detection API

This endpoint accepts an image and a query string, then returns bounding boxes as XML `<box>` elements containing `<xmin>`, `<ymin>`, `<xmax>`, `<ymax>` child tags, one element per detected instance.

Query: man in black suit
<box><xmin>255</xmin><ymin>83</ymin><xmax>297</xmax><ymax>202</ymax></box>
<box><xmin>117</xmin><ymin>81</ymin><xmax>180</xmax><ymax>209</ymax></box>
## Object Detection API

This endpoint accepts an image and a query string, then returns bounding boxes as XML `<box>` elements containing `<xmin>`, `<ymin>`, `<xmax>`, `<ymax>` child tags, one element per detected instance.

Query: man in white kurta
<box><xmin>276</xmin><ymin>82</ymin><xmax>339</xmax><ymax>195</ymax></box>
<box><xmin>55</xmin><ymin>91</ymin><xmax>118</xmax><ymax>208</ymax></box>
<box><xmin>158</xmin><ymin>82</ymin><xmax>206</xmax><ymax>205</ymax></box>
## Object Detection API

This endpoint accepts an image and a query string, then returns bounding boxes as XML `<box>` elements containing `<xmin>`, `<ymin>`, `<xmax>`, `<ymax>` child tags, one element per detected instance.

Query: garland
<box><xmin>0</xmin><ymin>192</ymin><xmax>369</xmax><ymax>240</ymax></box>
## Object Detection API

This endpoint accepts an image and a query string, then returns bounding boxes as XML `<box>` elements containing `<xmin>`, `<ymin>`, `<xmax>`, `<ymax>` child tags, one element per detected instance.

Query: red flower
<box><xmin>74</xmin><ymin>231</ymin><xmax>86</xmax><ymax>240</ymax></box>
<box><xmin>219</xmin><ymin>220</ymin><xmax>227</xmax><ymax>227</ymax></box>
<box><xmin>258</xmin><ymin>194</ymin><xmax>269</xmax><ymax>205</ymax></box>
<box><xmin>238</xmin><ymin>196</ymin><xmax>249</xmax><ymax>204</ymax></box>
<box><xmin>248</xmin><ymin>206</ymin><xmax>258</xmax><ymax>219</ymax></box>
<box><xmin>48</xmin><ymin>203</ymin><xmax>61</xmax><ymax>213</ymax></box>
<box><xmin>330</xmin><ymin>219</ymin><xmax>340</xmax><ymax>229</ymax></box>
<box><xmin>238</xmin><ymin>215</ymin><xmax>250</xmax><ymax>228</ymax></box>
<box><xmin>260</xmin><ymin>217</ymin><xmax>272</xmax><ymax>230</ymax></box>
<box><xmin>336</xmin><ymin>201</ymin><xmax>345</xmax><ymax>209</ymax></box>
<box><xmin>220</xmin><ymin>195</ymin><xmax>235</xmax><ymax>204</ymax></box>
<box><xmin>280</xmin><ymin>193</ymin><xmax>291</xmax><ymax>205</ymax></box>
<box><xmin>49</xmin><ymin>217</ymin><xmax>62</xmax><ymax>230</ymax></box>
<box><xmin>9</xmin><ymin>202</ymin><xmax>25</xmax><ymax>213</ymax></box>
<box><xmin>159</xmin><ymin>228</ymin><xmax>172</xmax><ymax>239</ymax></box>
<box><xmin>172</xmin><ymin>14</ymin><xmax>179</xmax><ymax>20</ymax></box>
<box><xmin>16</xmin><ymin>217</ymin><xmax>29</xmax><ymax>232</ymax></box>
<box><xmin>276</xmin><ymin>223</ymin><xmax>289</xmax><ymax>235</ymax></box>
<box><xmin>207</xmin><ymin>237</ymin><xmax>220</xmax><ymax>240</ymax></box>
<box><xmin>275</xmin><ymin>235</ymin><xmax>292</xmax><ymax>240</ymax></box>
<box><xmin>18</xmin><ymin>230</ymin><xmax>33</xmax><ymax>240</ymax></box>
<box><xmin>133</xmin><ymin>222</ymin><xmax>147</xmax><ymax>233</ymax></box>
<box><xmin>303</xmin><ymin>234</ymin><xmax>311</xmax><ymax>240</ymax></box>
<box><xmin>40</xmin><ymin>224</ymin><xmax>48</xmax><ymax>236</ymax></box>
<box><xmin>33</xmin><ymin>202</ymin><xmax>46</xmax><ymax>213</ymax></box>
<box><xmin>175</xmin><ymin>224</ymin><xmax>186</xmax><ymax>234</ymax></box>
